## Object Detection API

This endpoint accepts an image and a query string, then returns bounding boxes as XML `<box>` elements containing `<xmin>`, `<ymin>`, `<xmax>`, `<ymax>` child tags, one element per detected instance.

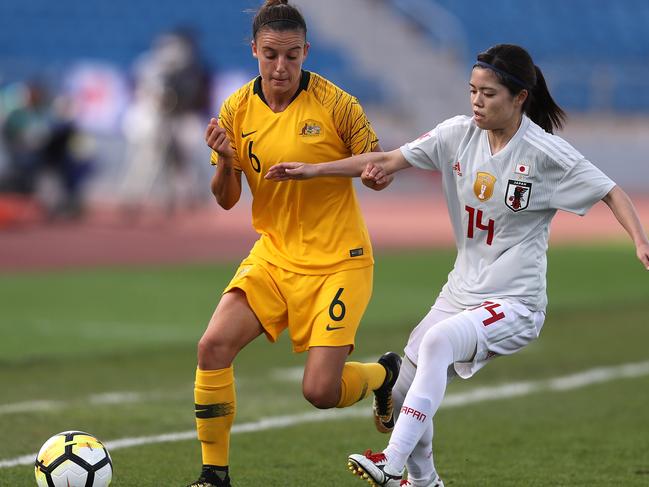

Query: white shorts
<box><xmin>404</xmin><ymin>296</ymin><xmax>545</xmax><ymax>379</ymax></box>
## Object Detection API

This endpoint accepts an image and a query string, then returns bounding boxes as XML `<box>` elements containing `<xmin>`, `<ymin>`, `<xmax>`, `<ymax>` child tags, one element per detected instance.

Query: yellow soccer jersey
<box><xmin>210</xmin><ymin>71</ymin><xmax>378</xmax><ymax>274</ymax></box>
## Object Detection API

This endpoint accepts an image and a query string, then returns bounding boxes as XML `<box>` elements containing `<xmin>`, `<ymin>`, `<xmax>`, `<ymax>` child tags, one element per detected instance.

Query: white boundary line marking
<box><xmin>0</xmin><ymin>358</ymin><xmax>380</xmax><ymax>417</ymax></box>
<box><xmin>0</xmin><ymin>393</ymin><xmax>148</xmax><ymax>416</ymax></box>
<box><xmin>2</xmin><ymin>360</ymin><xmax>648</xmax><ymax>469</ymax></box>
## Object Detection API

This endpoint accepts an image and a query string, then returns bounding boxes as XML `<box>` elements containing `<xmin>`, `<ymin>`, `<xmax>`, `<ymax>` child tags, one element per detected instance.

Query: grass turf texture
<box><xmin>1</xmin><ymin>244</ymin><xmax>648</xmax><ymax>486</ymax></box>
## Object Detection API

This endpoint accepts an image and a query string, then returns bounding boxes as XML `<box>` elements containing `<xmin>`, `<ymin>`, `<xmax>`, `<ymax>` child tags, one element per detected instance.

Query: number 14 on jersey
<box><xmin>465</xmin><ymin>205</ymin><xmax>494</xmax><ymax>245</ymax></box>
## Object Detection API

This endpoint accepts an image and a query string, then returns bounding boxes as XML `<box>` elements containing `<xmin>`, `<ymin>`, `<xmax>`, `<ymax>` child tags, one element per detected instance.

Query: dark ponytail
<box><xmin>252</xmin><ymin>0</ymin><xmax>307</xmax><ymax>40</ymax></box>
<box><xmin>526</xmin><ymin>65</ymin><xmax>565</xmax><ymax>134</ymax></box>
<box><xmin>476</xmin><ymin>44</ymin><xmax>565</xmax><ymax>134</ymax></box>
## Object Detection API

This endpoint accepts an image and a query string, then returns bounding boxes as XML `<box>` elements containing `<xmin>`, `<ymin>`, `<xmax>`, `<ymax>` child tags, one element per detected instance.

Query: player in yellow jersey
<box><xmin>186</xmin><ymin>2</ymin><xmax>401</xmax><ymax>486</ymax></box>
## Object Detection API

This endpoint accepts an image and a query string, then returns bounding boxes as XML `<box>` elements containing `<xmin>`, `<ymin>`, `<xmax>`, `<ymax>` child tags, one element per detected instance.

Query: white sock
<box><xmin>393</xmin><ymin>359</ymin><xmax>437</xmax><ymax>482</ymax></box>
<box><xmin>406</xmin><ymin>420</ymin><xmax>434</xmax><ymax>483</ymax></box>
<box><xmin>392</xmin><ymin>356</ymin><xmax>416</xmax><ymax>420</ymax></box>
<box><xmin>384</xmin><ymin>314</ymin><xmax>477</xmax><ymax>474</ymax></box>
<box><xmin>384</xmin><ymin>392</ymin><xmax>433</xmax><ymax>474</ymax></box>
<box><xmin>405</xmin><ymin>367</ymin><xmax>457</xmax><ymax>481</ymax></box>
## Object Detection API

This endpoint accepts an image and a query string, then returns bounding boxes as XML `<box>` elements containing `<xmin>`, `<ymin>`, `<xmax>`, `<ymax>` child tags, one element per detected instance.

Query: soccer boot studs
<box><xmin>348</xmin><ymin>449</ymin><xmax>403</xmax><ymax>487</ymax></box>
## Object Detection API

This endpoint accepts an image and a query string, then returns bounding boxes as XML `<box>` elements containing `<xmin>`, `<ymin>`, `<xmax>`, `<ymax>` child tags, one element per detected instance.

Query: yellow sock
<box><xmin>336</xmin><ymin>362</ymin><xmax>386</xmax><ymax>408</ymax></box>
<box><xmin>194</xmin><ymin>366</ymin><xmax>236</xmax><ymax>466</ymax></box>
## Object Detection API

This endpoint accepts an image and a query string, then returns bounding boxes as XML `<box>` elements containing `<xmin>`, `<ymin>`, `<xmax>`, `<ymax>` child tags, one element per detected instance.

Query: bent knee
<box><xmin>421</xmin><ymin>327</ymin><xmax>453</xmax><ymax>350</ymax></box>
<box><xmin>422</xmin><ymin>317</ymin><xmax>478</xmax><ymax>363</ymax></box>
<box><xmin>197</xmin><ymin>335</ymin><xmax>236</xmax><ymax>369</ymax></box>
<box><xmin>302</xmin><ymin>384</ymin><xmax>339</xmax><ymax>409</ymax></box>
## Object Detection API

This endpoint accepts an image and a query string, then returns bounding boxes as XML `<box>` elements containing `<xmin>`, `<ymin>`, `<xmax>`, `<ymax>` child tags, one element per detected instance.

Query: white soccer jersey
<box><xmin>400</xmin><ymin>115</ymin><xmax>616</xmax><ymax>311</ymax></box>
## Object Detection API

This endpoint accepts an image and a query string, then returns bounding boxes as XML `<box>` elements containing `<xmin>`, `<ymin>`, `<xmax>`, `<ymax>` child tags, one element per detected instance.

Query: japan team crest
<box><xmin>505</xmin><ymin>180</ymin><xmax>532</xmax><ymax>212</ymax></box>
<box><xmin>473</xmin><ymin>172</ymin><xmax>497</xmax><ymax>202</ymax></box>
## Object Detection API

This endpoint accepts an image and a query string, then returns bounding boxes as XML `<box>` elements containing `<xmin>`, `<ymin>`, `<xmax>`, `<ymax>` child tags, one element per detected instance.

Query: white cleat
<box><xmin>347</xmin><ymin>450</ymin><xmax>404</xmax><ymax>487</ymax></box>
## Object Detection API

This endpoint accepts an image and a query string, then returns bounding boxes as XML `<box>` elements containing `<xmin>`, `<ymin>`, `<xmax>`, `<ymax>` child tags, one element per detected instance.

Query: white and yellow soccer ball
<box><xmin>34</xmin><ymin>431</ymin><xmax>112</xmax><ymax>487</ymax></box>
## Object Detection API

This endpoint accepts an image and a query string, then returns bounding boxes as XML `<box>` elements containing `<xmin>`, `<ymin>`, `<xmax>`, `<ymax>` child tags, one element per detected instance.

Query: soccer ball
<box><xmin>34</xmin><ymin>431</ymin><xmax>112</xmax><ymax>487</ymax></box>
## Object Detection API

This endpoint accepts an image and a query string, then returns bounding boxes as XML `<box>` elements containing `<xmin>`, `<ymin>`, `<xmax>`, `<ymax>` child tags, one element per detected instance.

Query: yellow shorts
<box><xmin>223</xmin><ymin>254</ymin><xmax>373</xmax><ymax>353</ymax></box>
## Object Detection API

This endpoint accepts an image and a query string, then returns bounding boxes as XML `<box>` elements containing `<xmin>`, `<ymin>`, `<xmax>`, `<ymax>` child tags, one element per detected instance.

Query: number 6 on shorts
<box><xmin>329</xmin><ymin>288</ymin><xmax>346</xmax><ymax>322</ymax></box>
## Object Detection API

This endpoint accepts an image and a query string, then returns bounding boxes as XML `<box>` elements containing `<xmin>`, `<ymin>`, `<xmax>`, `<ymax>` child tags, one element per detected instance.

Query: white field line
<box><xmin>0</xmin><ymin>358</ymin><xmax>377</xmax><ymax>416</ymax></box>
<box><xmin>0</xmin><ymin>391</ymin><xmax>165</xmax><ymax>416</ymax></box>
<box><xmin>1</xmin><ymin>360</ymin><xmax>648</xmax><ymax>469</ymax></box>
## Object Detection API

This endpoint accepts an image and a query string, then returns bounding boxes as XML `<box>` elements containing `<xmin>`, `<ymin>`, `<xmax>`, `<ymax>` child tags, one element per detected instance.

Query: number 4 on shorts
<box><xmin>471</xmin><ymin>301</ymin><xmax>505</xmax><ymax>326</ymax></box>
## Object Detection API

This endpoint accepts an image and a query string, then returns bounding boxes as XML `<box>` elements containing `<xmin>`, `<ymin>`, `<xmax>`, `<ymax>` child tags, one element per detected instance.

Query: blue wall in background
<box><xmin>0</xmin><ymin>0</ymin><xmax>384</xmax><ymax>103</ymax></box>
<box><xmin>390</xmin><ymin>0</ymin><xmax>649</xmax><ymax>112</ymax></box>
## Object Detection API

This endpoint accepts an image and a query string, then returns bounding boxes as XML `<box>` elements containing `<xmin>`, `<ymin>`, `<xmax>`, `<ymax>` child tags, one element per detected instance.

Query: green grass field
<box><xmin>1</xmin><ymin>245</ymin><xmax>648</xmax><ymax>486</ymax></box>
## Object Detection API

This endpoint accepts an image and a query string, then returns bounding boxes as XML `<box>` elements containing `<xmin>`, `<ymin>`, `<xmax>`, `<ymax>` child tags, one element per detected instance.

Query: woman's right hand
<box><xmin>205</xmin><ymin>118</ymin><xmax>235</xmax><ymax>158</ymax></box>
<box><xmin>361</xmin><ymin>162</ymin><xmax>393</xmax><ymax>190</ymax></box>
<box><xmin>265</xmin><ymin>162</ymin><xmax>316</xmax><ymax>181</ymax></box>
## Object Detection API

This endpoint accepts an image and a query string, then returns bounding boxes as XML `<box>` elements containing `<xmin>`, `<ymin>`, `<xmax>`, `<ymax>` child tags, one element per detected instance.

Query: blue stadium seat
<box><xmin>387</xmin><ymin>0</ymin><xmax>649</xmax><ymax>112</ymax></box>
<box><xmin>0</xmin><ymin>0</ymin><xmax>383</xmax><ymax>104</ymax></box>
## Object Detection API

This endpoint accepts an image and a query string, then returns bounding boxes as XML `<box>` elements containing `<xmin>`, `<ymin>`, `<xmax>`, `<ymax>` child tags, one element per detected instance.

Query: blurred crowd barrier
<box><xmin>1</xmin><ymin>1</ymin><xmax>649</xmax><ymax>231</ymax></box>
<box><xmin>0</xmin><ymin>80</ymin><xmax>94</xmax><ymax>225</ymax></box>
<box><xmin>0</xmin><ymin>30</ymin><xmax>249</xmax><ymax>229</ymax></box>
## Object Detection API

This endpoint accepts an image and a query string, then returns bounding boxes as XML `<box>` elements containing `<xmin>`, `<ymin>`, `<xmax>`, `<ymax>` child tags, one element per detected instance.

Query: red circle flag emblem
<box><xmin>514</xmin><ymin>162</ymin><xmax>531</xmax><ymax>176</ymax></box>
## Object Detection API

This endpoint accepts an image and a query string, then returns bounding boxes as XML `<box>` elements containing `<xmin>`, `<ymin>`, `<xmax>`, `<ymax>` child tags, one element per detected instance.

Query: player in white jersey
<box><xmin>265</xmin><ymin>44</ymin><xmax>649</xmax><ymax>486</ymax></box>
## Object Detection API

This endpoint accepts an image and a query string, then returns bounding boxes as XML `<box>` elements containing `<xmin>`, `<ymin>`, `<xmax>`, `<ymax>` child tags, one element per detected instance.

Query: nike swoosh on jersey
<box><xmin>326</xmin><ymin>324</ymin><xmax>345</xmax><ymax>331</ymax></box>
<box><xmin>241</xmin><ymin>130</ymin><xmax>258</xmax><ymax>138</ymax></box>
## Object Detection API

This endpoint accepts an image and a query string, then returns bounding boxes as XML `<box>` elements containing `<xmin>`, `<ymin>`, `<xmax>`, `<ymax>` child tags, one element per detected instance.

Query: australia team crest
<box><xmin>505</xmin><ymin>180</ymin><xmax>532</xmax><ymax>212</ymax></box>
<box><xmin>299</xmin><ymin>119</ymin><xmax>322</xmax><ymax>137</ymax></box>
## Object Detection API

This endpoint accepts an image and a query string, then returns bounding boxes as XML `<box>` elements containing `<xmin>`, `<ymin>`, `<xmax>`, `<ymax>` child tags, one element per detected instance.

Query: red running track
<box><xmin>1</xmin><ymin>194</ymin><xmax>647</xmax><ymax>272</ymax></box>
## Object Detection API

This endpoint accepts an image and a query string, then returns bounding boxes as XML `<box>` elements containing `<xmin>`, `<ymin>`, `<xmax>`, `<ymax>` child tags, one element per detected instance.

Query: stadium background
<box><xmin>1</xmin><ymin>1</ymin><xmax>648</xmax><ymax>486</ymax></box>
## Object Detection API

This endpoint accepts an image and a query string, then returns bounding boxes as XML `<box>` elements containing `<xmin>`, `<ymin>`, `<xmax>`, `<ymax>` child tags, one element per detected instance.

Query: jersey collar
<box><xmin>484</xmin><ymin>114</ymin><xmax>530</xmax><ymax>158</ymax></box>
<box><xmin>253</xmin><ymin>70</ymin><xmax>311</xmax><ymax>107</ymax></box>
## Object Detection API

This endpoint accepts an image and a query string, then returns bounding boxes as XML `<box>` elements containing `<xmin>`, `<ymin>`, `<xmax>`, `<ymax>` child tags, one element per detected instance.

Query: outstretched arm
<box><xmin>602</xmin><ymin>185</ymin><xmax>649</xmax><ymax>270</ymax></box>
<box><xmin>264</xmin><ymin>148</ymin><xmax>411</xmax><ymax>181</ymax></box>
